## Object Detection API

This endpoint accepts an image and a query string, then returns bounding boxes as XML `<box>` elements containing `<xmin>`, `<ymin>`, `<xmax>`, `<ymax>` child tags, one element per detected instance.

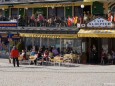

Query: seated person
<box><xmin>42</xmin><ymin>50</ymin><xmax>49</xmax><ymax>62</ymax></box>
<box><xmin>52</xmin><ymin>48</ymin><xmax>59</xmax><ymax>56</ymax></box>
<box><xmin>37</xmin><ymin>51</ymin><xmax>43</xmax><ymax>60</ymax></box>
<box><xmin>20</xmin><ymin>50</ymin><xmax>26</xmax><ymax>60</ymax></box>
<box><xmin>18</xmin><ymin>50</ymin><xmax>26</xmax><ymax>61</ymax></box>
<box><xmin>36</xmin><ymin>51</ymin><xmax>43</xmax><ymax>65</ymax></box>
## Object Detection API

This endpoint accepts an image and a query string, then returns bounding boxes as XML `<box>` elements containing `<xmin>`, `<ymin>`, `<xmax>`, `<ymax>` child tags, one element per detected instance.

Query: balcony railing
<box><xmin>0</xmin><ymin>0</ymin><xmax>67</xmax><ymax>3</ymax></box>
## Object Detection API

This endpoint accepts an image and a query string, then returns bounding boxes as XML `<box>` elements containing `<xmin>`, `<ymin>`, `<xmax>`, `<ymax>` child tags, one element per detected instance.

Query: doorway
<box><xmin>87</xmin><ymin>38</ymin><xmax>102</xmax><ymax>64</ymax></box>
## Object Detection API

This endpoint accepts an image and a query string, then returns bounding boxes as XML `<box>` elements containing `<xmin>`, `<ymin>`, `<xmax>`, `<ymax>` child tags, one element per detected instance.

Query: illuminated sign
<box><xmin>0</xmin><ymin>21</ymin><xmax>17</xmax><ymax>27</ymax></box>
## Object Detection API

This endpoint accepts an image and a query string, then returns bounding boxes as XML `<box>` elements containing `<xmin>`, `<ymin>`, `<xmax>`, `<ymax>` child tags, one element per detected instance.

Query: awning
<box><xmin>78</xmin><ymin>29</ymin><xmax>115</xmax><ymax>38</ymax></box>
<box><xmin>19</xmin><ymin>33</ymin><xmax>78</xmax><ymax>39</ymax></box>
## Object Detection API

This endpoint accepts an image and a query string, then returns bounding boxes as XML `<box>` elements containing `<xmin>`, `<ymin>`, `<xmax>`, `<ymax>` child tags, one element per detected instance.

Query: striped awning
<box><xmin>78</xmin><ymin>29</ymin><xmax>115</xmax><ymax>38</ymax></box>
<box><xmin>19</xmin><ymin>33</ymin><xmax>78</xmax><ymax>39</ymax></box>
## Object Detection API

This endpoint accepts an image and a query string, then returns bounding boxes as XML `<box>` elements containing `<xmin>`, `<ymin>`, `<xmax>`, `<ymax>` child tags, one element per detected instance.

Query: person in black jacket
<box><xmin>91</xmin><ymin>45</ymin><xmax>98</xmax><ymax>64</ymax></box>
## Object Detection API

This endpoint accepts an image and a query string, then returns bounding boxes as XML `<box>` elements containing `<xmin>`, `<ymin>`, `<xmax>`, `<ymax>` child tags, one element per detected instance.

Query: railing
<box><xmin>0</xmin><ymin>0</ymin><xmax>63</xmax><ymax>3</ymax></box>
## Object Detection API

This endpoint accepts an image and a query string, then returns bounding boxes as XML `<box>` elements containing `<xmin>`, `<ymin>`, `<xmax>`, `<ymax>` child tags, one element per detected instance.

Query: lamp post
<box><xmin>25</xmin><ymin>7</ymin><xmax>28</xmax><ymax>26</ymax></box>
<box><xmin>81</xmin><ymin>4</ymin><xmax>84</xmax><ymax>16</ymax></box>
<box><xmin>80</xmin><ymin>4</ymin><xmax>84</xmax><ymax>24</ymax></box>
<box><xmin>25</xmin><ymin>7</ymin><xmax>28</xmax><ymax>15</ymax></box>
<box><xmin>2</xmin><ymin>8</ymin><xmax>4</xmax><ymax>17</ymax></box>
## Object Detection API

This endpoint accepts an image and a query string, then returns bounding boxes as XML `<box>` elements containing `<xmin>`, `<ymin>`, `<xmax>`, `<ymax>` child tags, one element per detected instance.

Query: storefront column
<box><xmin>98</xmin><ymin>38</ymin><xmax>102</xmax><ymax>63</ymax></box>
<box><xmin>81</xmin><ymin>38</ymin><xmax>87</xmax><ymax>64</ymax></box>
<box><xmin>25</xmin><ymin>37</ymin><xmax>27</xmax><ymax>51</ymax></box>
<box><xmin>64</xmin><ymin>6</ymin><xmax>65</xmax><ymax>18</ymax></box>
<box><xmin>9</xmin><ymin>7</ymin><xmax>11</xmax><ymax>18</ymax></box>
<box><xmin>72</xmin><ymin>5</ymin><xmax>74</xmax><ymax>17</ymax></box>
<box><xmin>40</xmin><ymin>37</ymin><xmax>42</xmax><ymax>48</ymax></box>
<box><xmin>32</xmin><ymin>38</ymin><xmax>34</xmax><ymax>47</ymax></box>
<box><xmin>60</xmin><ymin>38</ymin><xmax>62</xmax><ymax>54</ymax></box>
<box><xmin>47</xmin><ymin>7</ymin><xmax>48</xmax><ymax>19</ymax></box>
<box><xmin>47</xmin><ymin>38</ymin><xmax>49</xmax><ymax>47</ymax></box>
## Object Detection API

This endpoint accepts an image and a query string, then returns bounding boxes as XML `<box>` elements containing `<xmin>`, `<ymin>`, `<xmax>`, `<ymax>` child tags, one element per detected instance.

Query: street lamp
<box><xmin>80</xmin><ymin>4</ymin><xmax>84</xmax><ymax>24</ymax></box>
<box><xmin>2</xmin><ymin>8</ymin><xmax>4</xmax><ymax>16</ymax></box>
<box><xmin>81</xmin><ymin>4</ymin><xmax>84</xmax><ymax>9</ymax></box>
<box><xmin>25</xmin><ymin>7</ymin><xmax>28</xmax><ymax>10</ymax></box>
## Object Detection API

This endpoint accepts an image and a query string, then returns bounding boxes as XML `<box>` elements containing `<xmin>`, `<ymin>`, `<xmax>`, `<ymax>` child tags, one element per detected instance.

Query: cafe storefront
<box><xmin>20</xmin><ymin>33</ymin><xmax>82</xmax><ymax>55</ymax></box>
<box><xmin>78</xmin><ymin>17</ymin><xmax>115</xmax><ymax>64</ymax></box>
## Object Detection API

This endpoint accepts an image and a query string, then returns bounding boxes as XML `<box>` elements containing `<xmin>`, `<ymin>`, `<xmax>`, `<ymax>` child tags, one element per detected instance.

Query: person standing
<box><xmin>10</xmin><ymin>46</ymin><xmax>20</xmax><ymax>67</ymax></box>
<box><xmin>91</xmin><ymin>45</ymin><xmax>98</xmax><ymax>64</ymax></box>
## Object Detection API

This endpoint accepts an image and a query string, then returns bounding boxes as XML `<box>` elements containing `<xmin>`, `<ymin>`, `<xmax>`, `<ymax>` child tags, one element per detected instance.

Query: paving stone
<box><xmin>0</xmin><ymin>59</ymin><xmax>115</xmax><ymax>86</ymax></box>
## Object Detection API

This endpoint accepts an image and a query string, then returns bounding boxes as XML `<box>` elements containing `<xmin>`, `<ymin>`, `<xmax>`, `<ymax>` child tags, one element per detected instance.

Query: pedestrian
<box><xmin>101</xmin><ymin>50</ymin><xmax>106</xmax><ymax>65</ymax></box>
<box><xmin>10</xmin><ymin>46</ymin><xmax>20</xmax><ymax>67</ymax></box>
<box><xmin>112</xmin><ymin>50</ymin><xmax>115</xmax><ymax>64</ymax></box>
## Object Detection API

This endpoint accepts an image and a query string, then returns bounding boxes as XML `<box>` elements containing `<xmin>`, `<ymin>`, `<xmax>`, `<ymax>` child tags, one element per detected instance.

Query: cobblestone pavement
<box><xmin>0</xmin><ymin>59</ymin><xmax>115</xmax><ymax>86</ymax></box>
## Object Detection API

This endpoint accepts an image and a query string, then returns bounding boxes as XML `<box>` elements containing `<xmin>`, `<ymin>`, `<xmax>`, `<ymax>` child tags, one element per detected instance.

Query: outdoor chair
<box><xmin>18</xmin><ymin>56</ymin><xmax>29</xmax><ymax>65</ymax></box>
<box><xmin>29</xmin><ymin>55</ymin><xmax>37</xmax><ymax>65</ymax></box>
<box><xmin>63</xmin><ymin>54</ymin><xmax>78</xmax><ymax>63</ymax></box>
<box><xmin>49</xmin><ymin>56</ymin><xmax>63</xmax><ymax>66</ymax></box>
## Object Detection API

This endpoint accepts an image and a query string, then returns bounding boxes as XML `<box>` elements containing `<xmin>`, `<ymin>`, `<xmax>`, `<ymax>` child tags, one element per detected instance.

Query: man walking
<box><xmin>10</xmin><ymin>46</ymin><xmax>20</xmax><ymax>67</ymax></box>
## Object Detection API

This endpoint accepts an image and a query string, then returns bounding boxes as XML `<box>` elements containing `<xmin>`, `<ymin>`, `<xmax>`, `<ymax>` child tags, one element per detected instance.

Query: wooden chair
<box><xmin>18</xmin><ymin>56</ymin><xmax>29</xmax><ymax>65</ymax></box>
<box><xmin>29</xmin><ymin>55</ymin><xmax>37</xmax><ymax>65</ymax></box>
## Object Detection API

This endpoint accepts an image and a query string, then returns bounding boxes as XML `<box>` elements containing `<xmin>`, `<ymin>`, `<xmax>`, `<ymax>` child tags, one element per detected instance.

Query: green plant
<box><xmin>16</xmin><ymin>41</ymin><xmax>25</xmax><ymax>52</ymax></box>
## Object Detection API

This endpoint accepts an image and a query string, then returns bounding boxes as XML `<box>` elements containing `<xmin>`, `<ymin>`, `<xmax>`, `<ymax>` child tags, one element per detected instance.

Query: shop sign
<box><xmin>87</xmin><ymin>18</ymin><xmax>113</xmax><ymax>28</ymax></box>
<box><xmin>0</xmin><ymin>21</ymin><xmax>17</xmax><ymax>27</ymax></box>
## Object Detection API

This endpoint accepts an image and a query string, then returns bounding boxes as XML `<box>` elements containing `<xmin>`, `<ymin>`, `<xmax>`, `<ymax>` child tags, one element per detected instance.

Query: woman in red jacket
<box><xmin>10</xmin><ymin>46</ymin><xmax>20</xmax><ymax>67</ymax></box>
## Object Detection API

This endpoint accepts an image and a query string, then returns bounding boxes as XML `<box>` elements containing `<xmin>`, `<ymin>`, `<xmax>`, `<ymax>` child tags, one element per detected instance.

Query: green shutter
<box><xmin>19</xmin><ymin>8</ymin><xmax>24</xmax><ymax>17</ymax></box>
<box><xmin>92</xmin><ymin>1</ymin><xmax>104</xmax><ymax>15</ymax></box>
<box><xmin>5</xmin><ymin>9</ymin><xmax>9</xmax><ymax>18</ymax></box>
<box><xmin>65</xmin><ymin>6</ymin><xmax>72</xmax><ymax>18</ymax></box>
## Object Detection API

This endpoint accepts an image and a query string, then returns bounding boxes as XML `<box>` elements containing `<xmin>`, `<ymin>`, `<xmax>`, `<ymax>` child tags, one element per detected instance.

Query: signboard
<box><xmin>87</xmin><ymin>18</ymin><xmax>113</xmax><ymax>28</ymax></box>
<box><xmin>12</xmin><ymin>34</ymin><xmax>20</xmax><ymax>39</ymax></box>
<box><xmin>78</xmin><ymin>17</ymin><xmax>114</xmax><ymax>28</ymax></box>
<box><xmin>0</xmin><ymin>21</ymin><xmax>17</xmax><ymax>27</ymax></box>
<box><xmin>1</xmin><ymin>34</ymin><xmax>8</xmax><ymax>38</ymax></box>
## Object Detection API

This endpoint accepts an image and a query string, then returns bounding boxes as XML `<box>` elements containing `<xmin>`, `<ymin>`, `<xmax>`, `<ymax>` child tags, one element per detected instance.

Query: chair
<box><xmin>18</xmin><ymin>56</ymin><xmax>29</xmax><ymax>65</ymax></box>
<box><xmin>29</xmin><ymin>55</ymin><xmax>37</xmax><ymax>65</ymax></box>
<box><xmin>18</xmin><ymin>56</ymin><xmax>24</xmax><ymax>64</ymax></box>
<box><xmin>53</xmin><ymin>56</ymin><xmax>63</xmax><ymax>66</ymax></box>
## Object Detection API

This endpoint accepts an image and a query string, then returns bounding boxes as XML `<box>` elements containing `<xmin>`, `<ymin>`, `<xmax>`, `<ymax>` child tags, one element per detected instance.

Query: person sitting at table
<box><xmin>52</xmin><ymin>47</ymin><xmax>59</xmax><ymax>56</ymax></box>
<box><xmin>37</xmin><ymin>50</ymin><xmax>43</xmax><ymax>65</ymax></box>
<box><xmin>41</xmin><ymin>50</ymin><xmax>49</xmax><ymax>64</ymax></box>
